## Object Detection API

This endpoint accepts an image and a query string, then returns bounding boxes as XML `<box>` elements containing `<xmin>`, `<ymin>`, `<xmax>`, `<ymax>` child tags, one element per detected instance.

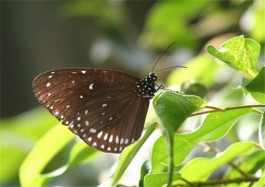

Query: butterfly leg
<box><xmin>155</xmin><ymin>84</ymin><xmax>164</xmax><ymax>91</ymax></box>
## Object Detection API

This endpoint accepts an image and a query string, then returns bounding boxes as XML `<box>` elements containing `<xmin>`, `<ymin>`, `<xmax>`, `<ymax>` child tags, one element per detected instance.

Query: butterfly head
<box><xmin>148</xmin><ymin>72</ymin><xmax>157</xmax><ymax>81</ymax></box>
<box><xmin>136</xmin><ymin>72</ymin><xmax>158</xmax><ymax>98</ymax></box>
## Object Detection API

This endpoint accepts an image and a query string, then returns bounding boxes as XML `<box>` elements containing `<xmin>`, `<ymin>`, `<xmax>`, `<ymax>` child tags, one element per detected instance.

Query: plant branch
<box><xmin>205</xmin><ymin>143</ymin><xmax>250</xmax><ymax>178</ymax></box>
<box><xmin>177</xmin><ymin>176</ymin><xmax>259</xmax><ymax>187</ymax></box>
<box><xmin>191</xmin><ymin>104</ymin><xmax>265</xmax><ymax>116</ymax></box>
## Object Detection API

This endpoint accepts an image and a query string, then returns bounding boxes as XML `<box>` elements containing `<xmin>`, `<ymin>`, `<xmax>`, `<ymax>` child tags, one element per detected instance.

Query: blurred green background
<box><xmin>1</xmin><ymin>0</ymin><xmax>264</xmax><ymax>186</ymax></box>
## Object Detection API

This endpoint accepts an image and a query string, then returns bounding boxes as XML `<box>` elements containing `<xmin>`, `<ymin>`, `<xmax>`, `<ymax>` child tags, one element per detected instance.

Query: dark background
<box><xmin>1</xmin><ymin>1</ymin><xmax>157</xmax><ymax>118</ymax></box>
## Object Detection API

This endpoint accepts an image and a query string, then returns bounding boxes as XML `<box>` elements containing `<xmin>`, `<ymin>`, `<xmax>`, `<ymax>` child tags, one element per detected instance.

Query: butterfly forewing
<box><xmin>32</xmin><ymin>68</ymin><xmax>151</xmax><ymax>153</ymax></box>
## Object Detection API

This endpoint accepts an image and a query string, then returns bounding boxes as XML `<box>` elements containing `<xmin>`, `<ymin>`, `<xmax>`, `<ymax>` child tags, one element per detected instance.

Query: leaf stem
<box><xmin>191</xmin><ymin>104</ymin><xmax>265</xmax><ymax>116</ymax></box>
<box><xmin>164</xmin><ymin>130</ymin><xmax>174</xmax><ymax>187</ymax></box>
<box><xmin>175</xmin><ymin>176</ymin><xmax>259</xmax><ymax>186</ymax></box>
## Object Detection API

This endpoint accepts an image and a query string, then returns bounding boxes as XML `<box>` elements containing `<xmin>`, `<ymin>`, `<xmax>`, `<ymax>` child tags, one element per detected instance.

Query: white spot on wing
<box><xmin>80</xmin><ymin>95</ymin><xmax>83</xmax><ymax>99</ymax></box>
<box><xmin>77</xmin><ymin>117</ymin><xmax>81</xmax><ymax>121</ymax></box>
<box><xmin>89</xmin><ymin>83</ymin><xmax>94</xmax><ymax>90</ymax></box>
<box><xmin>120</xmin><ymin>138</ymin><xmax>124</xmax><ymax>144</ymax></box>
<box><xmin>90</xmin><ymin>128</ymin><xmax>97</xmax><ymax>133</ymax></box>
<box><xmin>104</xmin><ymin>133</ymin><xmax>108</xmax><ymax>140</ymax></box>
<box><xmin>85</xmin><ymin>121</ymin><xmax>89</xmax><ymax>126</ymax></box>
<box><xmin>125</xmin><ymin>138</ymin><xmax>129</xmax><ymax>144</ymax></box>
<box><xmin>72</xmin><ymin>80</ymin><xmax>75</xmax><ymax>84</ymax></box>
<box><xmin>109</xmin><ymin>117</ymin><xmax>113</xmax><ymax>121</ymax></box>
<box><xmin>101</xmin><ymin>145</ymin><xmax>105</xmax><ymax>149</ymax></box>
<box><xmin>92</xmin><ymin>142</ymin><xmax>97</xmax><ymax>147</ymax></box>
<box><xmin>46</xmin><ymin>82</ymin><xmax>51</xmax><ymax>87</ymax></box>
<box><xmin>48</xmin><ymin>75</ymin><xmax>53</xmax><ymax>78</ymax></box>
<box><xmin>88</xmin><ymin>137</ymin><xmax>92</xmax><ymax>142</ymax></box>
<box><xmin>81</xmin><ymin>70</ymin><xmax>86</xmax><ymax>74</ymax></box>
<box><xmin>85</xmin><ymin>110</ymin><xmax>88</xmax><ymax>114</ymax></box>
<box><xmin>109</xmin><ymin>135</ymin><xmax>113</xmax><ymax>142</ymax></box>
<box><xmin>97</xmin><ymin>131</ymin><xmax>103</xmax><ymax>138</ymax></box>
<box><xmin>102</xmin><ymin>103</ymin><xmax>107</xmax><ymax>107</ymax></box>
<box><xmin>115</xmin><ymin>136</ymin><xmax>119</xmax><ymax>144</ymax></box>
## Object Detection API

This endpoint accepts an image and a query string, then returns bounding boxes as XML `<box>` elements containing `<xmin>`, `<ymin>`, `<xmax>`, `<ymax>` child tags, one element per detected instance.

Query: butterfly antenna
<box><xmin>151</xmin><ymin>42</ymin><xmax>176</xmax><ymax>73</ymax></box>
<box><xmin>155</xmin><ymin>65</ymin><xmax>187</xmax><ymax>73</ymax></box>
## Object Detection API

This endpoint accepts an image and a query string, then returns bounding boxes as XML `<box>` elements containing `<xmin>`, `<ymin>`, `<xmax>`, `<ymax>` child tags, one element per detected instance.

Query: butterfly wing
<box><xmin>32</xmin><ymin>68</ymin><xmax>150</xmax><ymax>153</ymax></box>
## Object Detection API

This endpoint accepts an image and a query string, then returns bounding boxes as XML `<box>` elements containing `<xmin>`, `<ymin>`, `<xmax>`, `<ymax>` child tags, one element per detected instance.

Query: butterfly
<box><xmin>32</xmin><ymin>68</ymin><xmax>160</xmax><ymax>153</ymax></box>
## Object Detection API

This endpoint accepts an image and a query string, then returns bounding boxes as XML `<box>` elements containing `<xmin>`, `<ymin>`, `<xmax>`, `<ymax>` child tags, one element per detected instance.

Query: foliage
<box><xmin>1</xmin><ymin>0</ymin><xmax>265</xmax><ymax>187</ymax></box>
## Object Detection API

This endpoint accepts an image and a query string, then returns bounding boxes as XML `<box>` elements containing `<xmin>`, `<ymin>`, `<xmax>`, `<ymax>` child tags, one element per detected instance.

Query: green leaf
<box><xmin>153</xmin><ymin>91</ymin><xmax>205</xmax><ymax>133</ymax></box>
<box><xmin>173</xmin><ymin>141</ymin><xmax>258</xmax><ymax>185</ymax></box>
<box><xmin>0</xmin><ymin>108</ymin><xmax>57</xmax><ymax>184</ymax></box>
<box><xmin>151</xmin><ymin>108</ymin><xmax>253</xmax><ymax>173</ymax></box>
<box><xmin>225</xmin><ymin>150</ymin><xmax>265</xmax><ymax>180</ymax></box>
<box><xmin>112</xmin><ymin>123</ymin><xmax>157</xmax><ymax>187</ymax></box>
<box><xmin>244</xmin><ymin>66</ymin><xmax>265</xmax><ymax>104</ymax></box>
<box><xmin>152</xmin><ymin>91</ymin><xmax>205</xmax><ymax>185</ymax></box>
<box><xmin>144</xmin><ymin>172</ymin><xmax>181</xmax><ymax>187</ymax></box>
<box><xmin>139</xmin><ymin>161</ymin><xmax>151</xmax><ymax>187</ymax></box>
<box><xmin>250</xmin><ymin>0</ymin><xmax>265</xmax><ymax>42</ymax></box>
<box><xmin>140</xmin><ymin>0</ymin><xmax>214</xmax><ymax>48</ymax></box>
<box><xmin>259</xmin><ymin>113</ymin><xmax>265</xmax><ymax>149</ymax></box>
<box><xmin>167</xmin><ymin>54</ymin><xmax>219</xmax><ymax>86</ymax></box>
<box><xmin>207</xmin><ymin>35</ymin><xmax>260</xmax><ymax>78</ymax></box>
<box><xmin>19</xmin><ymin>124</ymin><xmax>74</xmax><ymax>187</ymax></box>
<box><xmin>68</xmin><ymin>142</ymin><xmax>100</xmax><ymax>167</ymax></box>
<box><xmin>181</xmin><ymin>81</ymin><xmax>208</xmax><ymax>98</ymax></box>
<box><xmin>257</xmin><ymin>173</ymin><xmax>265</xmax><ymax>187</ymax></box>
<box><xmin>19</xmin><ymin>124</ymin><xmax>102</xmax><ymax>187</ymax></box>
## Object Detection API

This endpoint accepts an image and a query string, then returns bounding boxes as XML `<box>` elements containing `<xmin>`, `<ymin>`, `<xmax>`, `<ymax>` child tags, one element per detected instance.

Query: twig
<box><xmin>191</xmin><ymin>104</ymin><xmax>265</xmax><ymax>117</ymax></box>
<box><xmin>175</xmin><ymin>176</ymin><xmax>259</xmax><ymax>187</ymax></box>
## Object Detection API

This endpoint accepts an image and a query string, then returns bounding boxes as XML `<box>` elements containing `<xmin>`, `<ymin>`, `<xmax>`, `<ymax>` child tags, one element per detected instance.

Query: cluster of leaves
<box><xmin>143</xmin><ymin>35</ymin><xmax>264</xmax><ymax>186</ymax></box>
<box><xmin>1</xmin><ymin>1</ymin><xmax>264</xmax><ymax>187</ymax></box>
<box><xmin>18</xmin><ymin>36</ymin><xmax>264</xmax><ymax>187</ymax></box>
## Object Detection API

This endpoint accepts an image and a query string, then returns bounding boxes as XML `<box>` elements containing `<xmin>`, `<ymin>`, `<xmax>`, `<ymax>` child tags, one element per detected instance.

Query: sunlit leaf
<box><xmin>225</xmin><ymin>150</ymin><xmax>265</xmax><ymax>180</ymax></box>
<box><xmin>19</xmin><ymin>125</ymin><xmax>74</xmax><ymax>187</ymax></box>
<box><xmin>172</xmin><ymin>141</ymin><xmax>258</xmax><ymax>185</ymax></box>
<box><xmin>167</xmin><ymin>54</ymin><xmax>219</xmax><ymax>86</ymax></box>
<box><xmin>207</xmin><ymin>35</ymin><xmax>260</xmax><ymax>78</ymax></box>
<box><xmin>112</xmin><ymin>123</ymin><xmax>157</xmax><ymax>187</ymax></box>
<box><xmin>151</xmin><ymin>108</ymin><xmax>253</xmax><ymax>173</ymax></box>
<box><xmin>144</xmin><ymin>172</ymin><xmax>181</xmax><ymax>187</ymax></box>
<box><xmin>0</xmin><ymin>108</ymin><xmax>56</xmax><ymax>183</ymax></box>
<box><xmin>244</xmin><ymin>66</ymin><xmax>265</xmax><ymax>104</ymax></box>
<box><xmin>140</xmin><ymin>0</ymin><xmax>214</xmax><ymax>48</ymax></box>
<box><xmin>153</xmin><ymin>91</ymin><xmax>205</xmax><ymax>133</ymax></box>
<box><xmin>68</xmin><ymin>142</ymin><xmax>100</xmax><ymax>167</ymax></box>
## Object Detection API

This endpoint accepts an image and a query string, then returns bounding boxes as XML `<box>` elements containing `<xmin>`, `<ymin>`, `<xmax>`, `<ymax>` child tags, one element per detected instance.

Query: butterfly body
<box><xmin>33</xmin><ymin>68</ymin><xmax>158</xmax><ymax>153</ymax></box>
